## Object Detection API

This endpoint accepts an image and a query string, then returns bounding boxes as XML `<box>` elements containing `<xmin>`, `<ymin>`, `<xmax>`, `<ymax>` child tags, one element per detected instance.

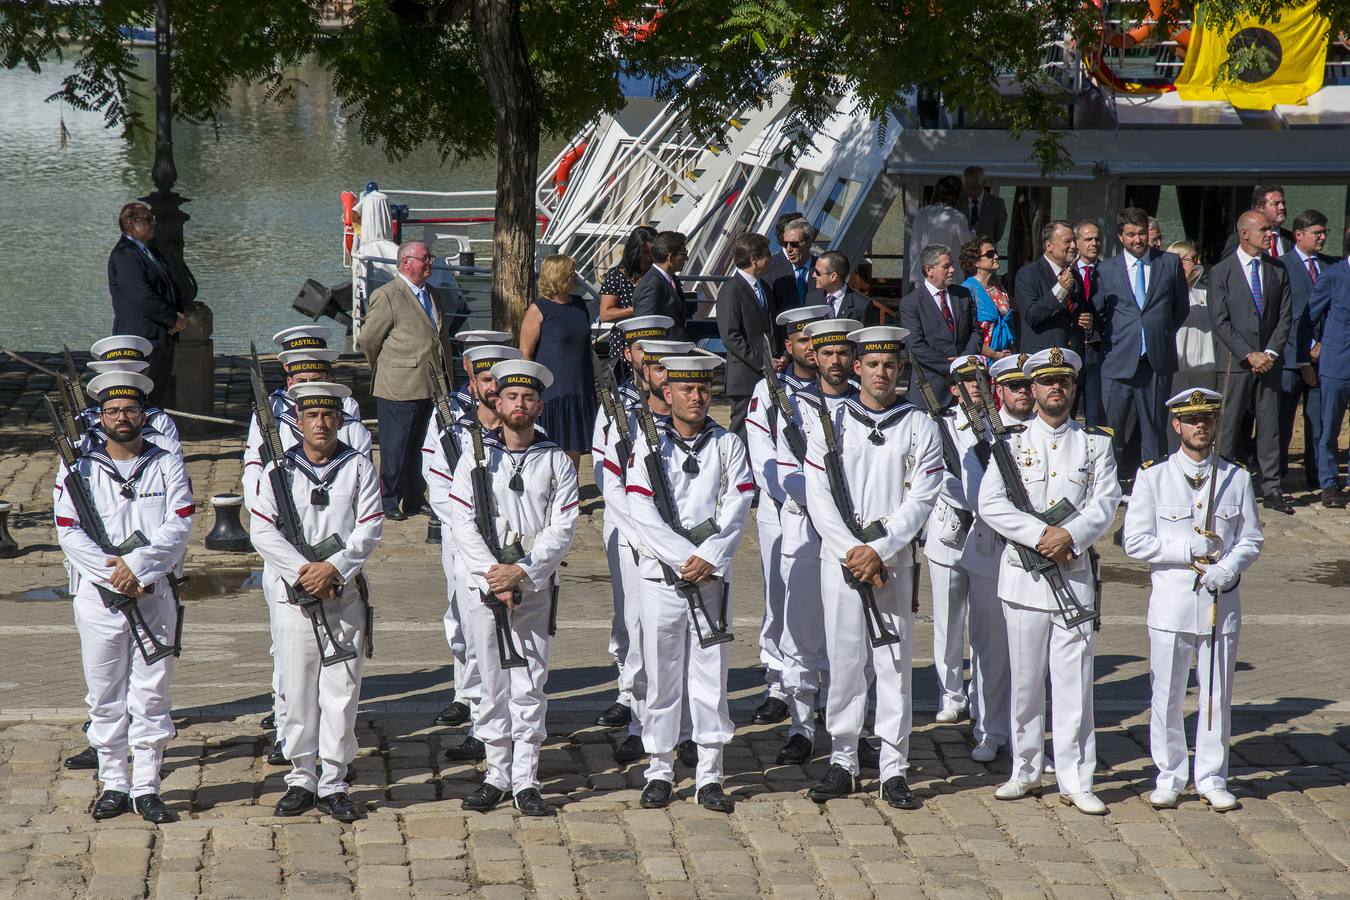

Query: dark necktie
<box><xmin>1248</xmin><ymin>259</ymin><xmax>1264</xmax><ymax>315</ymax></box>
<box><xmin>1268</xmin><ymin>232</ymin><xmax>1279</xmax><ymax>258</ymax></box>
<box><xmin>794</xmin><ymin>266</ymin><xmax>808</xmax><ymax>301</ymax></box>
<box><xmin>937</xmin><ymin>290</ymin><xmax>955</xmax><ymax>333</ymax></box>
<box><xmin>1082</xmin><ymin>264</ymin><xmax>1094</xmax><ymax>301</ymax></box>
<box><xmin>969</xmin><ymin>200</ymin><xmax>978</xmax><ymax>226</ymax></box>
<box><xmin>1309</xmin><ymin>257</ymin><xmax>1320</xmax><ymax>285</ymax></box>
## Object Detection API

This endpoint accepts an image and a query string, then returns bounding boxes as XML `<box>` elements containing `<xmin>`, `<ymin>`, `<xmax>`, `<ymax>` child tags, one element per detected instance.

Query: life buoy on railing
<box><xmin>612</xmin><ymin>0</ymin><xmax>664</xmax><ymax>41</ymax></box>
<box><xmin>1081</xmin><ymin>0</ymin><xmax>1184</xmax><ymax>94</ymax></box>
<box><xmin>340</xmin><ymin>190</ymin><xmax>358</xmax><ymax>262</ymax></box>
<box><xmin>554</xmin><ymin>143</ymin><xmax>588</xmax><ymax>197</ymax></box>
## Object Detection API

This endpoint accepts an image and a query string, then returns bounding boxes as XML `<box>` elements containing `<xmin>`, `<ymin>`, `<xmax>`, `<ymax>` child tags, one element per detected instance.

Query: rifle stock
<box><xmin>466</xmin><ymin>412</ymin><xmax>529</xmax><ymax>670</ymax></box>
<box><xmin>760</xmin><ymin>335</ymin><xmax>808</xmax><ymax>462</ymax></box>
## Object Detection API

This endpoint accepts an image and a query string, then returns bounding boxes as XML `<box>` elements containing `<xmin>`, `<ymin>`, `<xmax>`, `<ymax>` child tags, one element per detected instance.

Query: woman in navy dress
<box><xmin>520</xmin><ymin>254</ymin><xmax>596</xmax><ymax>467</ymax></box>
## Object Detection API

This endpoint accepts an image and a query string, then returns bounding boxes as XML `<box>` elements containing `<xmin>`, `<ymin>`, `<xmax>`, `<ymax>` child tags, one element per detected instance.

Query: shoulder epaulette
<box><xmin>1005</xmin><ymin>424</ymin><xmax>1026</xmax><ymax>433</ymax></box>
<box><xmin>1139</xmin><ymin>457</ymin><xmax>1163</xmax><ymax>470</ymax></box>
<box><xmin>1083</xmin><ymin>425</ymin><xmax>1114</xmax><ymax>437</ymax></box>
<box><xmin>1220</xmin><ymin>455</ymin><xmax>1247</xmax><ymax>471</ymax></box>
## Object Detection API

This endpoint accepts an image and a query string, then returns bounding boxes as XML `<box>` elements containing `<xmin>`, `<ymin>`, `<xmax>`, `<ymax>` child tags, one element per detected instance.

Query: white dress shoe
<box><xmin>935</xmin><ymin>705</ymin><xmax>968</xmax><ymax>724</ymax></box>
<box><xmin>1202</xmin><ymin>789</ymin><xmax>1240</xmax><ymax>812</ymax></box>
<box><xmin>1061</xmin><ymin>791</ymin><xmax>1107</xmax><ymax>815</ymax></box>
<box><xmin>1148</xmin><ymin>788</ymin><xmax>1179</xmax><ymax>809</ymax></box>
<box><xmin>971</xmin><ymin>740</ymin><xmax>1000</xmax><ymax>763</ymax></box>
<box><xmin>995</xmin><ymin>779</ymin><xmax>1042</xmax><ymax>800</ymax></box>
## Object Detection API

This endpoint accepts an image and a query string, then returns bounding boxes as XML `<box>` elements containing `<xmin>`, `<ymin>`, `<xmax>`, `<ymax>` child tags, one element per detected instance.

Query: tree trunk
<box><xmin>471</xmin><ymin>0</ymin><xmax>540</xmax><ymax>336</ymax></box>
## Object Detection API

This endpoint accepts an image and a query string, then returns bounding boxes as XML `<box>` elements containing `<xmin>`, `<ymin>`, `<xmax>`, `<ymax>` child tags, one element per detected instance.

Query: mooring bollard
<box><xmin>204</xmin><ymin>494</ymin><xmax>252</xmax><ymax>552</ymax></box>
<box><xmin>0</xmin><ymin>500</ymin><xmax>18</xmax><ymax>558</ymax></box>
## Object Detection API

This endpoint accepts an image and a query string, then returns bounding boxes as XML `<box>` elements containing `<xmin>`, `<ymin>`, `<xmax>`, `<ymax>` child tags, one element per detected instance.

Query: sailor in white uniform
<box><xmin>978</xmin><ymin>348</ymin><xmax>1121</xmax><ymax>815</ymax></box>
<box><xmin>447</xmin><ymin>360</ymin><xmax>579</xmax><ymax>816</ymax></box>
<box><xmin>625</xmin><ymin>355</ymin><xmax>754</xmax><ymax>813</ymax></box>
<box><xmin>422</xmin><ymin>342</ymin><xmax>522</xmax><ymax>747</ymax></box>
<box><xmin>1121</xmin><ymin>387</ymin><xmax>1263</xmax><ymax>813</ymax></box>
<box><xmin>79</xmin><ymin>335</ymin><xmax>182</xmax><ymax>455</ymax></box>
<box><xmin>250</xmin><ymin>381</ymin><xmax>384</xmax><ymax>823</ymax></box>
<box><xmin>451</xmin><ymin>329</ymin><xmax>514</xmax><ymax>411</ymax></box>
<box><xmin>54</xmin><ymin>370</ymin><xmax>193</xmax><ymax>824</ymax></box>
<box><xmin>744</xmin><ymin>304</ymin><xmax>831</xmax><ymax>759</ymax></box>
<box><xmin>803</xmin><ymin>326</ymin><xmax>943</xmax><ymax>809</ymax></box>
<box><xmin>592</xmin><ymin>315</ymin><xmax>674</xmax><ymax>734</ymax></box>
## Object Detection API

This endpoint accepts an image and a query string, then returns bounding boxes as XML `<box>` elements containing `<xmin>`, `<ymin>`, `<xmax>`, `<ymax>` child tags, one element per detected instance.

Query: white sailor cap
<box><xmin>464</xmin><ymin>344</ymin><xmax>522</xmax><ymax>373</ymax></box>
<box><xmin>1167</xmin><ymin>387</ymin><xmax>1222</xmax><ymax>415</ymax></box>
<box><xmin>87</xmin><ymin>359</ymin><xmax>149</xmax><ymax>375</ymax></box>
<box><xmin>802</xmin><ymin>318</ymin><xmax>863</xmax><ymax>348</ymax></box>
<box><xmin>289</xmin><ymin>381</ymin><xmax>352</xmax><ymax>411</ymax></box>
<box><xmin>616</xmin><ymin>315</ymin><xmax>674</xmax><ymax>345</ymax></box>
<box><xmin>660</xmin><ymin>355</ymin><xmax>723</xmax><ymax>383</ymax></box>
<box><xmin>455</xmin><ymin>329</ymin><xmax>513</xmax><ymax>347</ymax></box>
<box><xmin>849</xmin><ymin>326</ymin><xmax>910</xmax><ymax>356</ymax></box>
<box><xmin>491</xmin><ymin>359</ymin><xmax>554</xmax><ymax>392</ymax></box>
<box><xmin>278</xmin><ymin>349</ymin><xmax>340</xmax><ymax>375</ymax></box>
<box><xmin>1023</xmin><ymin>347</ymin><xmax>1082</xmax><ymax>378</ymax></box>
<box><xmin>776</xmin><ymin>304</ymin><xmax>833</xmax><ymax>333</ymax></box>
<box><xmin>949</xmin><ymin>354</ymin><xmax>988</xmax><ymax>376</ymax></box>
<box><xmin>636</xmin><ymin>340</ymin><xmax>694</xmax><ymax>363</ymax></box>
<box><xmin>90</xmin><ymin>335</ymin><xmax>153</xmax><ymax>364</ymax></box>
<box><xmin>273</xmin><ymin>325</ymin><xmax>332</xmax><ymax>352</ymax></box>
<box><xmin>989</xmin><ymin>353</ymin><xmax>1032</xmax><ymax>384</ymax></box>
<box><xmin>89</xmin><ymin>371</ymin><xmax>153</xmax><ymax>405</ymax></box>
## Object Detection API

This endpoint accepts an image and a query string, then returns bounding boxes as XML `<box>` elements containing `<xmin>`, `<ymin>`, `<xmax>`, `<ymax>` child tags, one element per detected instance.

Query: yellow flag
<box><xmin>1175</xmin><ymin>1</ymin><xmax>1330</xmax><ymax>108</ymax></box>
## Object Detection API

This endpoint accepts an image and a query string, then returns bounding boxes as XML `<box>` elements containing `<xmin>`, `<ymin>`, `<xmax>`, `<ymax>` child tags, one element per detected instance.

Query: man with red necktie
<box><xmin>898</xmin><ymin>244</ymin><xmax>982</xmax><ymax>408</ymax></box>
<box><xmin>1223</xmin><ymin>186</ymin><xmax>1295</xmax><ymax>259</ymax></box>
<box><xmin>1074</xmin><ymin>220</ymin><xmax>1106</xmax><ymax>426</ymax></box>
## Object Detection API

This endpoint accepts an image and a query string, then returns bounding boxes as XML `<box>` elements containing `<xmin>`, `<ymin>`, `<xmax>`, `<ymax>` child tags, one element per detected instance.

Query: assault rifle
<box><xmin>906</xmin><ymin>350</ymin><xmax>963</xmax><ymax>478</ymax></box>
<box><xmin>760</xmin><ymin>335</ymin><xmax>807</xmax><ymax>462</ymax></box>
<box><xmin>248</xmin><ymin>344</ymin><xmax>360</xmax><ymax>666</ymax></box>
<box><xmin>62</xmin><ymin>344</ymin><xmax>91</xmax><ymax>411</ymax></box>
<box><xmin>45</xmin><ymin>396</ymin><xmax>182</xmax><ymax>664</ymax></box>
<box><xmin>4</xmin><ymin>347</ymin><xmax>89</xmax><ymax>447</ymax></box>
<box><xmin>596</xmin><ymin>364</ymin><xmax>633</xmax><ymax>469</ymax></box>
<box><xmin>428</xmin><ymin>353</ymin><xmax>463</xmax><ymax>472</ymax></box>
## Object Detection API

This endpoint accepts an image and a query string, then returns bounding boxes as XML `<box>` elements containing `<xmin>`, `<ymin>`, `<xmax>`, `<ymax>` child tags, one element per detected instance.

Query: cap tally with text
<box><xmin>636</xmin><ymin>340</ymin><xmax>694</xmax><ymax>364</ymax></box>
<box><xmin>90</xmin><ymin>335</ymin><xmax>152</xmax><ymax>363</ymax></box>
<box><xmin>273</xmin><ymin>325</ymin><xmax>332</xmax><ymax>353</ymax></box>
<box><xmin>849</xmin><ymin>326</ymin><xmax>910</xmax><ymax>356</ymax></box>
<box><xmin>289</xmin><ymin>381</ymin><xmax>352</xmax><ymax>411</ymax></box>
<box><xmin>802</xmin><ymin>318</ymin><xmax>863</xmax><ymax>349</ymax></box>
<box><xmin>1023</xmin><ymin>347</ymin><xmax>1082</xmax><ymax>379</ymax></box>
<box><xmin>949</xmin><ymin>354</ymin><xmax>988</xmax><ymax>377</ymax></box>
<box><xmin>990</xmin><ymin>353</ymin><xmax>1031</xmax><ymax>384</ymax></box>
<box><xmin>617</xmin><ymin>315</ymin><xmax>674</xmax><ymax>345</ymax></box>
<box><xmin>464</xmin><ymin>344</ymin><xmax>522</xmax><ymax>373</ymax></box>
<box><xmin>455</xmin><ymin>329</ymin><xmax>513</xmax><ymax>347</ymax></box>
<box><xmin>776</xmin><ymin>304</ymin><xmax>833</xmax><ymax>334</ymax></box>
<box><xmin>492</xmin><ymin>359</ymin><xmax>553</xmax><ymax>393</ymax></box>
<box><xmin>1167</xmin><ymin>387</ymin><xmax>1222</xmax><ymax>416</ymax></box>
<box><xmin>89</xmin><ymin>371</ymin><xmax>153</xmax><ymax>405</ymax></box>
<box><xmin>660</xmin><ymin>355</ymin><xmax>723</xmax><ymax>383</ymax></box>
<box><xmin>278</xmin><ymin>349</ymin><xmax>339</xmax><ymax>375</ymax></box>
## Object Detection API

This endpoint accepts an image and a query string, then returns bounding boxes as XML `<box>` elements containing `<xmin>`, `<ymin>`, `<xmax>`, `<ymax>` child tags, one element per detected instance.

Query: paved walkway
<box><xmin>3</xmin><ymin>354</ymin><xmax>1350</xmax><ymax>897</ymax></box>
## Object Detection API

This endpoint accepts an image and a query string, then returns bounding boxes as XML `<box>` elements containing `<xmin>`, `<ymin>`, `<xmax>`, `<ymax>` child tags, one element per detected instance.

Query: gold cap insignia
<box><xmin>1049</xmin><ymin>348</ymin><xmax>1064</xmax><ymax>366</ymax></box>
<box><xmin>1017</xmin><ymin>353</ymin><xmax>1029</xmax><ymax>368</ymax></box>
<box><xmin>1190</xmin><ymin>390</ymin><xmax>1205</xmax><ymax>405</ymax></box>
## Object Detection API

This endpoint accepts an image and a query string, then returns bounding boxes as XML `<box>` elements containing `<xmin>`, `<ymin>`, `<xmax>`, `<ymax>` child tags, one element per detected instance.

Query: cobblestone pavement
<box><xmin>3</xmin><ymin>355</ymin><xmax>1350</xmax><ymax>897</ymax></box>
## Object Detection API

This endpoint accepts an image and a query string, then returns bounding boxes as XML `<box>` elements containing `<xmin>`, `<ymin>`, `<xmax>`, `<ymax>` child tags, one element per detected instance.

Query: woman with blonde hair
<box><xmin>1170</xmin><ymin>239</ymin><xmax>1217</xmax><ymax>392</ymax></box>
<box><xmin>520</xmin><ymin>254</ymin><xmax>596</xmax><ymax>466</ymax></box>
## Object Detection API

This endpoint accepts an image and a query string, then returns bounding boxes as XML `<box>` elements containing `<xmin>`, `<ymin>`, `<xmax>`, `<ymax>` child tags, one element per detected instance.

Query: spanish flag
<box><xmin>1175</xmin><ymin>1</ymin><xmax>1330</xmax><ymax>108</ymax></box>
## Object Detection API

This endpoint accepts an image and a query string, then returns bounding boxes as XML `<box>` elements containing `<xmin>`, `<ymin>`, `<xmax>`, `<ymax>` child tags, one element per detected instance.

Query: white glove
<box><xmin>1189</xmin><ymin>532</ymin><xmax>1221</xmax><ymax>560</ymax></box>
<box><xmin>1199</xmin><ymin>563</ymin><xmax>1235</xmax><ymax>593</ymax></box>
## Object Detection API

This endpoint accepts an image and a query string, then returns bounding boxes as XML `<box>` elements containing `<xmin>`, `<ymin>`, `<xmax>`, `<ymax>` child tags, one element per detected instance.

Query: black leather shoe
<box><xmin>808</xmin><ymin>763</ymin><xmax>859</xmax><ymax>802</ymax></box>
<box><xmin>382</xmin><ymin>505</ymin><xmax>407</xmax><ymax>522</ymax></box>
<box><xmin>92</xmin><ymin>789</ymin><xmax>130</xmax><ymax>820</ymax></box>
<box><xmin>513</xmin><ymin>788</ymin><xmax>552</xmax><ymax>817</ymax></box>
<box><xmin>595</xmin><ymin>702</ymin><xmax>633</xmax><ymax>729</ymax></box>
<box><xmin>317</xmin><ymin>791</ymin><xmax>365</xmax><ymax>822</ymax></box>
<box><xmin>445</xmin><ymin>736</ymin><xmax>486</xmax><ymax>762</ymax></box>
<box><xmin>677</xmin><ymin>739</ymin><xmax>698</xmax><ymax>768</ymax></box>
<box><xmin>881</xmin><ymin>776</ymin><xmax>921</xmax><ymax>810</ymax></box>
<box><xmin>1263</xmin><ymin>492</ymin><xmax>1294</xmax><ymax>515</ymax></box>
<box><xmin>615</xmin><ymin>734</ymin><xmax>646</xmax><ymax>765</ymax></box>
<box><xmin>1323</xmin><ymin>487</ymin><xmax>1347</xmax><ymax>509</ymax></box>
<box><xmin>404</xmin><ymin>501</ymin><xmax>434</xmax><ymax>518</ymax></box>
<box><xmin>260</xmin><ymin>712</ymin><xmax>276</xmax><ymax>730</ymax></box>
<box><xmin>274</xmin><ymin>786</ymin><xmax>317</xmax><ymax>817</ymax></box>
<box><xmin>434</xmin><ymin>702</ymin><xmax>471</xmax><ymax>727</ymax></box>
<box><xmin>267</xmin><ymin>742</ymin><xmax>288</xmax><ymax>766</ymax></box>
<box><xmin>64</xmin><ymin>745</ymin><xmax>98</xmax><ymax>770</ymax></box>
<box><xmin>776</xmin><ymin>733</ymin><xmax>815</xmax><ymax>766</ymax></box>
<box><xmin>697</xmin><ymin>783</ymin><xmax>735</xmax><ymax>813</ymax></box>
<box><xmin>858</xmin><ymin>739</ymin><xmax>880</xmax><ymax>772</ymax></box>
<box><xmin>133</xmin><ymin>793</ymin><xmax>179</xmax><ymax>824</ymax></box>
<box><xmin>462</xmin><ymin>783</ymin><xmax>507</xmax><ymax>813</ymax></box>
<box><xmin>640</xmin><ymin>779</ymin><xmax>674</xmax><ymax>809</ymax></box>
<box><xmin>753</xmin><ymin>697</ymin><xmax>790</xmax><ymax>725</ymax></box>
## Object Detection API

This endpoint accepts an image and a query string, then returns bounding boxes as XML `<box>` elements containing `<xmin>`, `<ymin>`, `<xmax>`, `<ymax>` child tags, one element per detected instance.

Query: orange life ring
<box><xmin>612</xmin><ymin>0</ymin><xmax>664</xmax><ymax>41</ymax></box>
<box><xmin>554</xmin><ymin>143</ymin><xmax>587</xmax><ymax>196</ymax></box>
<box><xmin>340</xmin><ymin>190</ymin><xmax>358</xmax><ymax>256</ymax></box>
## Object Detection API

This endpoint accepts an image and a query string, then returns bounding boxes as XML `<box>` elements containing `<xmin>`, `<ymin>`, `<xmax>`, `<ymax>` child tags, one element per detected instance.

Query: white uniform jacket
<box><xmin>79</xmin><ymin>405</ymin><xmax>182</xmax><ymax>457</ymax></box>
<box><xmin>421</xmin><ymin>406</ymin><xmax>471</xmax><ymax>521</ymax></box>
<box><xmin>447</xmin><ymin>431</ymin><xmax>580</xmax><ymax>596</ymax></box>
<box><xmin>249</xmin><ymin>443</ymin><xmax>384</xmax><ymax>588</ymax></box>
<box><xmin>54</xmin><ymin>443</ymin><xmax>194</xmax><ymax>594</ymax></box>
<box><xmin>977</xmin><ymin>417</ymin><xmax>1121</xmax><ymax>611</ymax></box>
<box><xmin>624</xmin><ymin>417</ymin><xmax>754</xmax><ymax>581</ymax></box>
<box><xmin>779</xmin><ymin>388</ymin><xmax>854</xmax><ymax>557</ymax></box>
<box><xmin>1121</xmin><ymin>454</ymin><xmax>1263</xmax><ymax>635</ymax></box>
<box><xmin>931</xmin><ymin>412</ymin><xmax>1032</xmax><ymax>578</ymax></box>
<box><xmin>592</xmin><ymin>384</ymin><xmax>644</xmax><ymax>551</ymax></box>
<box><xmin>744</xmin><ymin>370</ymin><xmax>816</xmax><ymax>515</ymax></box>
<box><xmin>243</xmin><ymin>391</ymin><xmax>371</xmax><ymax>500</ymax></box>
<box><xmin>803</xmin><ymin>396</ymin><xmax>944</xmax><ymax>568</ymax></box>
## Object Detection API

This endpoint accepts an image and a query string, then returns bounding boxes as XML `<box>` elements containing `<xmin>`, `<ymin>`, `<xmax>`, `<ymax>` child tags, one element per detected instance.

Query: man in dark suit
<box><xmin>1279</xmin><ymin>209</ymin><xmax>1336</xmax><ymax>490</ymax></box>
<box><xmin>898</xmin><ymin>244</ymin><xmax>981</xmax><ymax>407</ymax></box>
<box><xmin>108</xmin><ymin>202</ymin><xmax>185</xmax><ymax>407</ymax></box>
<box><xmin>716</xmin><ymin>232</ymin><xmax>780</xmax><ymax>437</ymax></box>
<box><xmin>1221</xmin><ymin>185</ymin><xmax>1295</xmax><ymax>258</ymax></box>
<box><xmin>1308</xmin><ymin>224</ymin><xmax>1350</xmax><ymax>507</ymax></box>
<box><xmin>1072</xmin><ymin>220</ymin><xmax>1106</xmax><ymax>425</ymax></box>
<box><xmin>1209</xmin><ymin>211</ymin><xmax>1294</xmax><ymax>514</ymax></box>
<box><xmin>1095</xmin><ymin>207</ymin><xmax>1190</xmax><ymax>473</ymax></box>
<box><xmin>804</xmin><ymin>251</ymin><xmax>874</xmax><ymax>323</ymax></box>
<box><xmin>1015</xmin><ymin>220</ymin><xmax>1091</xmax><ymax>356</ymax></box>
<box><xmin>631</xmin><ymin>231</ymin><xmax>690</xmax><ymax>340</ymax></box>
<box><xmin>763</xmin><ymin>219</ymin><xmax>818</xmax><ymax>312</ymax></box>
<box><xmin>962</xmin><ymin>166</ymin><xmax>1008</xmax><ymax>244</ymax></box>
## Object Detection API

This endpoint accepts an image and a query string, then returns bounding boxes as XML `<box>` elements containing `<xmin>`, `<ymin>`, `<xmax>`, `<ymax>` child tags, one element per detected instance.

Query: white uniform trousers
<box><xmin>967</xmin><ymin>573</ymin><xmax>1010</xmax><ymax>747</ymax></box>
<box><xmin>464</xmin><ymin>586</ymin><xmax>552</xmax><ymax>794</ymax></box>
<box><xmin>603</xmin><ymin>520</ymin><xmax>634</xmax><ymax>710</ymax></box>
<box><xmin>640</xmin><ymin>578</ymin><xmax>734</xmax><ymax>790</ymax></box>
<box><xmin>1149</xmin><ymin>627</ymin><xmax>1238</xmax><ymax>794</ymax></box>
<box><xmin>74</xmin><ymin>587</ymin><xmax>177</xmax><ymax>797</ymax></box>
<box><xmin>1004</xmin><ymin>601</ymin><xmax>1096</xmax><ymax>794</ymax></box>
<box><xmin>440</xmin><ymin>542</ymin><xmax>480</xmax><ymax>724</ymax></box>
<box><xmin>264</xmin><ymin>587</ymin><xmax>286</xmax><ymax>731</ymax></box>
<box><xmin>756</xmin><ymin>511</ymin><xmax>788</xmax><ymax>703</ymax></box>
<box><xmin>777</xmin><ymin>551</ymin><xmax>826</xmax><ymax>740</ymax></box>
<box><xmin>821</xmin><ymin>563</ymin><xmax>914</xmax><ymax>781</ymax></box>
<box><xmin>616</xmin><ymin>537</ymin><xmax>648</xmax><ymax>738</ymax></box>
<box><xmin>929</xmin><ymin>561</ymin><xmax>970</xmax><ymax>713</ymax></box>
<box><xmin>273</xmin><ymin>585</ymin><xmax>366</xmax><ymax>797</ymax></box>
